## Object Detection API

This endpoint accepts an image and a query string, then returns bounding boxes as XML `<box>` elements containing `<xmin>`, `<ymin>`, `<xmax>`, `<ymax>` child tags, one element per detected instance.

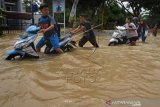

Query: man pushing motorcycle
<box><xmin>36</xmin><ymin>3</ymin><xmax>63</xmax><ymax>54</ymax></box>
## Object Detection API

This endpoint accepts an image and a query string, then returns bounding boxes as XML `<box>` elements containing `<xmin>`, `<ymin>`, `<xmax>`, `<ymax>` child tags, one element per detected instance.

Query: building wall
<box><xmin>4</xmin><ymin>0</ymin><xmax>22</xmax><ymax>12</ymax></box>
<box><xmin>3</xmin><ymin>0</ymin><xmax>27</xmax><ymax>30</ymax></box>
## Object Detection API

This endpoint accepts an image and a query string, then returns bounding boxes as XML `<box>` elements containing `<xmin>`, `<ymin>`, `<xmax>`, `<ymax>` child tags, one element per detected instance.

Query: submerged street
<box><xmin>0</xmin><ymin>33</ymin><xmax>160</xmax><ymax>107</ymax></box>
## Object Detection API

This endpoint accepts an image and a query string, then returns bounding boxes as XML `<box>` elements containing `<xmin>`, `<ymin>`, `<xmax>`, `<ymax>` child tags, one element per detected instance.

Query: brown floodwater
<box><xmin>0</xmin><ymin>32</ymin><xmax>160</xmax><ymax>107</ymax></box>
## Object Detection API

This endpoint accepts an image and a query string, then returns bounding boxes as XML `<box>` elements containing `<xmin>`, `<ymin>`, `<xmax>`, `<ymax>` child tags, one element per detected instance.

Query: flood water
<box><xmin>0</xmin><ymin>32</ymin><xmax>160</xmax><ymax>107</ymax></box>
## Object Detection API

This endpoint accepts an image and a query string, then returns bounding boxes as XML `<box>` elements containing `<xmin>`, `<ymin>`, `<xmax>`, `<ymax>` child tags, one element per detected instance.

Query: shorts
<box><xmin>36</xmin><ymin>34</ymin><xmax>60</xmax><ymax>49</ymax></box>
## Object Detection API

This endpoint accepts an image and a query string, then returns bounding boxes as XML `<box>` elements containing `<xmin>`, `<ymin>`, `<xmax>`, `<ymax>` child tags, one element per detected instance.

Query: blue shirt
<box><xmin>38</xmin><ymin>15</ymin><xmax>56</xmax><ymax>37</ymax></box>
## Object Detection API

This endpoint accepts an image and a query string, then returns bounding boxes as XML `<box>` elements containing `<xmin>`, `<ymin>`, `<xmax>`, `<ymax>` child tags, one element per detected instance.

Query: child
<box><xmin>71</xmin><ymin>14</ymin><xmax>99</xmax><ymax>48</ymax></box>
<box><xmin>124</xmin><ymin>17</ymin><xmax>138</xmax><ymax>46</ymax></box>
<box><xmin>36</xmin><ymin>3</ymin><xmax>63</xmax><ymax>53</ymax></box>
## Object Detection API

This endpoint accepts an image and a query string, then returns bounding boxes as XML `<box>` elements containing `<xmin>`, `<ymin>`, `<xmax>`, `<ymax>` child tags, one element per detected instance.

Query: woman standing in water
<box><xmin>124</xmin><ymin>17</ymin><xmax>138</xmax><ymax>46</ymax></box>
<box><xmin>137</xmin><ymin>19</ymin><xmax>149</xmax><ymax>42</ymax></box>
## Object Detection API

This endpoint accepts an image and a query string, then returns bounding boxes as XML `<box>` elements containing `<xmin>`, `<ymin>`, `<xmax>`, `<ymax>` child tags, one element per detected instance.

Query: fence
<box><xmin>1</xmin><ymin>11</ymin><xmax>33</xmax><ymax>34</ymax></box>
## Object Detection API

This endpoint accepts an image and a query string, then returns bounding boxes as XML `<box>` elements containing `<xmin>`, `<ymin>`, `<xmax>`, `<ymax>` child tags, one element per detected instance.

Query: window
<box><xmin>6</xmin><ymin>6</ymin><xmax>12</xmax><ymax>11</ymax></box>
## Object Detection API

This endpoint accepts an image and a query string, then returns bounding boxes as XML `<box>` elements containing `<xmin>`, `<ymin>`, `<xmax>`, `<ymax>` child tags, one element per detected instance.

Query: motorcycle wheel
<box><xmin>5</xmin><ymin>55</ymin><xmax>15</xmax><ymax>60</ymax></box>
<box><xmin>63</xmin><ymin>45</ymin><xmax>74</xmax><ymax>52</ymax></box>
<box><xmin>5</xmin><ymin>54</ymin><xmax>22</xmax><ymax>60</ymax></box>
<box><xmin>108</xmin><ymin>42</ymin><xmax>117</xmax><ymax>46</ymax></box>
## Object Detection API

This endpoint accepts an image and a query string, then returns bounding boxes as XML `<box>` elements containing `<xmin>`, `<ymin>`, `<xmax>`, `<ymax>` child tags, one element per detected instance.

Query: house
<box><xmin>0</xmin><ymin>0</ymin><xmax>33</xmax><ymax>30</ymax></box>
<box><xmin>1</xmin><ymin>0</ymin><xmax>22</xmax><ymax>12</ymax></box>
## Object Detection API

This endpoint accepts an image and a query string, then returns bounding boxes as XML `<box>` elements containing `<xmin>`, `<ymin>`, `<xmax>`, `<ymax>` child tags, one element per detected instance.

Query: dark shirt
<box><xmin>38</xmin><ymin>15</ymin><xmax>56</xmax><ymax>37</ymax></box>
<box><xmin>137</xmin><ymin>24</ymin><xmax>148</xmax><ymax>34</ymax></box>
<box><xmin>80</xmin><ymin>21</ymin><xmax>95</xmax><ymax>38</ymax></box>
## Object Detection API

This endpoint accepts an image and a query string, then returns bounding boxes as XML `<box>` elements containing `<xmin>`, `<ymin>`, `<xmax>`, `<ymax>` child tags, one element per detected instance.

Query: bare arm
<box><xmin>72</xmin><ymin>26</ymin><xmax>81</xmax><ymax>32</ymax></box>
<box><xmin>128</xmin><ymin>28</ymin><xmax>136</xmax><ymax>31</ymax></box>
<box><xmin>39</xmin><ymin>25</ymin><xmax>54</xmax><ymax>33</ymax></box>
<box><xmin>71</xmin><ymin>25</ymin><xmax>85</xmax><ymax>35</ymax></box>
<box><xmin>45</xmin><ymin>25</ymin><xmax>54</xmax><ymax>32</ymax></box>
<box><xmin>128</xmin><ymin>23</ymin><xmax>137</xmax><ymax>32</ymax></box>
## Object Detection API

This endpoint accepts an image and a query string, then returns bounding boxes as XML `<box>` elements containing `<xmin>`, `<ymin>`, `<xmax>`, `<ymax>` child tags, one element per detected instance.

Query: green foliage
<box><xmin>120</xmin><ymin>0</ymin><xmax>160</xmax><ymax>27</ymax></box>
<box><xmin>103</xmin><ymin>3</ymin><xmax>130</xmax><ymax>29</ymax></box>
<box><xmin>23</xmin><ymin>0</ymin><xmax>160</xmax><ymax>29</ymax></box>
<box><xmin>143</xmin><ymin>0</ymin><xmax>160</xmax><ymax>26</ymax></box>
<box><xmin>66</xmin><ymin>0</ymin><xmax>130</xmax><ymax>29</ymax></box>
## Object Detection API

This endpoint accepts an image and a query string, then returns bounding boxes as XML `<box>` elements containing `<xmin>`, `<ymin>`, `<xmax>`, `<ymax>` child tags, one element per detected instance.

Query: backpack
<box><xmin>54</xmin><ymin>18</ymin><xmax>61</xmax><ymax>38</ymax></box>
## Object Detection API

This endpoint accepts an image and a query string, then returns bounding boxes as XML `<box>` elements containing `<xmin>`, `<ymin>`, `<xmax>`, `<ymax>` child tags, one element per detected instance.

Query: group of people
<box><xmin>124</xmin><ymin>17</ymin><xmax>150</xmax><ymax>46</ymax></box>
<box><xmin>36</xmin><ymin>3</ymin><xmax>99</xmax><ymax>55</ymax></box>
<box><xmin>125</xmin><ymin>16</ymin><xmax>159</xmax><ymax>46</ymax></box>
<box><xmin>36</xmin><ymin>4</ymin><xmax>99</xmax><ymax>54</ymax></box>
<box><xmin>37</xmin><ymin>3</ymin><xmax>158</xmax><ymax>54</ymax></box>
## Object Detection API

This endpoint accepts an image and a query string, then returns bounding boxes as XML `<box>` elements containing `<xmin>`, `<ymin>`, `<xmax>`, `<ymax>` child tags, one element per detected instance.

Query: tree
<box><xmin>66</xmin><ymin>0</ymin><xmax>104</xmax><ymax>26</ymax></box>
<box><xmin>115</xmin><ymin>0</ymin><xmax>145</xmax><ymax>17</ymax></box>
<box><xmin>143</xmin><ymin>0</ymin><xmax>160</xmax><ymax>13</ymax></box>
<box><xmin>143</xmin><ymin>0</ymin><xmax>160</xmax><ymax>26</ymax></box>
<box><xmin>66</xmin><ymin>0</ymin><xmax>130</xmax><ymax>29</ymax></box>
<box><xmin>117</xmin><ymin>0</ymin><xmax>160</xmax><ymax>16</ymax></box>
<box><xmin>109</xmin><ymin>0</ymin><xmax>160</xmax><ymax>27</ymax></box>
<box><xmin>104</xmin><ymin>1</ymin><xmax>131</xmax><ymax>29</ymax></box>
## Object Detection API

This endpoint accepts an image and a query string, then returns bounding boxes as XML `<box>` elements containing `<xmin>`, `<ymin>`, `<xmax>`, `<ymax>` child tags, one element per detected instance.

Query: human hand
<box><xmin>70</xmin><ymin>31</ymin><xmax>75</xmax><ymax>35</ymax></box>
<box><xmin>39</xmin><ymin>29</ymin><xmax>46</xmax><ymax>33</ymax></box>
<box><xmin>127</xmin><ymin>28</ymin><xmax>131</xmax><ymax>32</ymax></box>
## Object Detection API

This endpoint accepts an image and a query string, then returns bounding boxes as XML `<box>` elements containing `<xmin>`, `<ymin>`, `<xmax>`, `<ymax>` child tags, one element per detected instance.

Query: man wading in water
<box><xmin>71</xmin><ymin>14</ymin><xmax>99</xmax><ymax>48</ymax></box>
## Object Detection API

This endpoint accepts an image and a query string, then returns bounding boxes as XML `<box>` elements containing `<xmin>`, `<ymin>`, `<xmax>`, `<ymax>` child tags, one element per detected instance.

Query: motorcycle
<box><xmin>44</xmin><ymin>34</ymin><xmax>77</xmax><ymax>54</ymax></box>
<box><xmin>5</xmin><ymin>25</ymin><xmax>77</xmax><ymax>60</ymax></box>
<box><xmin>108</xmin><ymin>26</ymin><xmax>128</xmax><ymax>46</ymax></box>
<box><xmin>5</xmin><ymin>25</ymin><xmax>40</xmax><ymax>60</ymax></box>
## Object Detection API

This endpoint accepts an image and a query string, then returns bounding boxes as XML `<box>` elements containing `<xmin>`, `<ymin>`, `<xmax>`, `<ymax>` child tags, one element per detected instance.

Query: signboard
<box><xmin>52</xmin><ymin>0</ymin><xmax>65</xmax><ymax>13</ymax></box>
<box><xmin>52</xmin><ymin>0</ymin><xmax>66</xmax><ymax>34</ymax></box>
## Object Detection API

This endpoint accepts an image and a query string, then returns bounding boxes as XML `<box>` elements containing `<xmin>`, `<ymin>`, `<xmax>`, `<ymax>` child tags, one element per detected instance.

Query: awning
<box><xmin>3</xmin><ymin>11</ymin><xmax>32</xmax><ymax>20</ymax></box>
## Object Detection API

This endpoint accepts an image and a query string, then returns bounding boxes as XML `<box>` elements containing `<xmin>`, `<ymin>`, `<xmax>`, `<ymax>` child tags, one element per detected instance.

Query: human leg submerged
<box><xmin>36</xmin><ymin>36</ymin><xmax>46</xmax><ymax>52</ymax></box>
<box><xmin>49</xmin><ymin>34</ymin><xmax>63</xmax><ymax>54</ymax></box>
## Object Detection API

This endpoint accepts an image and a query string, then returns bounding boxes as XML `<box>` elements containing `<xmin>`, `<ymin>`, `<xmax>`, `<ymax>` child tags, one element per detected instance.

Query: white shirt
<box><xmin>124</xmin><ymin>23</ymin><xmax>138</xmax><ymax>38</ymax></box>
